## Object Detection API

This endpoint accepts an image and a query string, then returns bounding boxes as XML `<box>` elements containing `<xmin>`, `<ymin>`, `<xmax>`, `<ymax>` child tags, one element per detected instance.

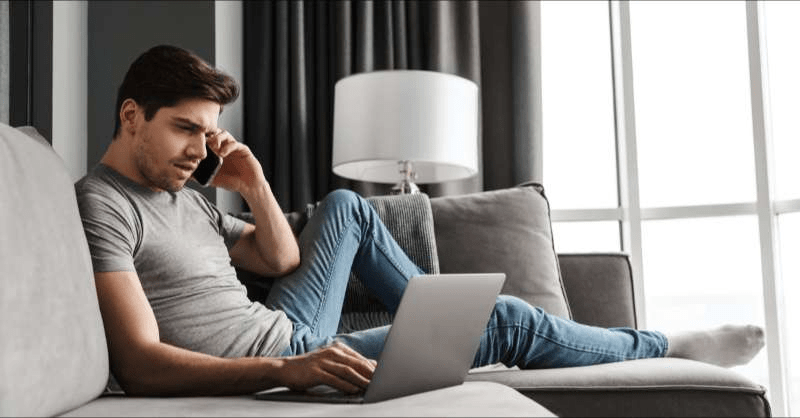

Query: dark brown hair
<box><xmin>112</xmin><ymin>45</ymin><xmax>239</xmax><ymax>138</ymax></box>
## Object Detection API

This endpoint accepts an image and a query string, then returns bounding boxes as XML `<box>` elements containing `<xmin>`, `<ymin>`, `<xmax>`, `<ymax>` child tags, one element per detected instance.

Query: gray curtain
<box><xmin>244</xmin><ymin>0</ymin><xmax>540</xmax><ymax>212</ymax></box>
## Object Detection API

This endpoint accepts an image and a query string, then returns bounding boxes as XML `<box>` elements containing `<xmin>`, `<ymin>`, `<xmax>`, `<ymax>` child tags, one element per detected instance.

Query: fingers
<box><xmin>207</xmin><ymin>130</ymin><xmax>240</xmax><ymax>157</ymax></box>
<box><xmin>328</xmin><ymin>342</ymin><xmax>376</xmax><ymax>379</ymax></box>
<box><xmin>209</xmin><ymin>131</ymin><xmax>254</xmax><ymax>166</ymax></box>
<box><xmin>202</xmin><ymin>129</ymin><xmax>267</xmax><ymax>194</ymax></box>
<box><xmin>310</xmin><ymin>342</ymin><xmax>376</xmax><ymax>393</ymax></box>
<box><xmin>206</xmin><ymin>129</ymin><xmax>226</xmax><ymax>149</ymax></box>
<box><xmin>320</xmin><ymin>362</ymin><xmax>370</xmax><ymax>393</ymax></box>
<box><xmin>317</xmin><ymin>369</ymin><xmax>363</xmax><ymax>394</ymax></box>
<box><xmin>281</xmin><ymin>342</ymin><xmax>378</xmax><ymax>394</ymax></box>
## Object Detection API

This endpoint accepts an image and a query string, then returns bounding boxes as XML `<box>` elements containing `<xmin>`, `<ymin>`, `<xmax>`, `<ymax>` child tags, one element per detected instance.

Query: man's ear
<box><xmin>119</xmin><ymin>99</ymin><xmax>139</xmax><ymax>136</ymax></box>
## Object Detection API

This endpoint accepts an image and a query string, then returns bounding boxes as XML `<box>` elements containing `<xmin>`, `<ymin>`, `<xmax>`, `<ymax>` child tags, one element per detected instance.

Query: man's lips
<box><xmin>174</xmin><ymin>162</ymin><xmax>197</xmax><ymax>173</ymax></box>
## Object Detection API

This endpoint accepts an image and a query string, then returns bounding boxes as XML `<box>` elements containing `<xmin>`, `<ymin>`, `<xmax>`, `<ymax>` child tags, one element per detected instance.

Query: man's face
<box><xmin>132</xmin><ymin>98</ymin><xmax>221</xmax><ymax>192</ymax></box>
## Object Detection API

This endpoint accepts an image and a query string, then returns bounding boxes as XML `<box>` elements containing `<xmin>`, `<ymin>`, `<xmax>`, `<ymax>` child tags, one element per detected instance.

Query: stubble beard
<box><xmin>135</xmin><ymin>135</ymin><xmax>185</xmax><ymax>193</ymax></box>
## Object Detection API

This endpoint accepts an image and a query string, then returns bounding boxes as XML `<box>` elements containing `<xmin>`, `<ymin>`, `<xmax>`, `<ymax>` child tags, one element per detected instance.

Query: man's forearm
<box><xmin>240</xmin><ymin>181</ymin><xmax>300</xmax><ymax>274</ymax></box>
<box><xmin>116</xmin><ymin>341</ymin><xmax>287</xmax><ymax>396</ymax></box>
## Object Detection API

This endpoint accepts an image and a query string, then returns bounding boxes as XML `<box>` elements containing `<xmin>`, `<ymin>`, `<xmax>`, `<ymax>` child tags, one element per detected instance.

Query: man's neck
<box><xmin>100</xmin><ymin>137</ymin><xmax>147</xmax><ymax>188</ymax></box>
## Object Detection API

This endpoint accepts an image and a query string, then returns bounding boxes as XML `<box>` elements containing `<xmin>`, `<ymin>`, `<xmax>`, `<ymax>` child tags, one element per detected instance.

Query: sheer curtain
<box><xmin>244</xmin><ymin>0</ymin><xmax>540</xmax><ymax>212</ymax></box>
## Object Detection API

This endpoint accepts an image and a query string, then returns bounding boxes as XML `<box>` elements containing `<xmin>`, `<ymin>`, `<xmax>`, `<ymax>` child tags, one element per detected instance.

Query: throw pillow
<box><xmin>429</xmin><ymin>182</ymin><xmax>572</xmax><ymax>319</ymax></box>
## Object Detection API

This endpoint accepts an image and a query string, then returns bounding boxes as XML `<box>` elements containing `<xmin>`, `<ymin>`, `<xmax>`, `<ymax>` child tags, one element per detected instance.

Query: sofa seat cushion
<box><xmin>60</xmin><ymin>382</ymin><xmax>554</xmax><ymax>417</ymax></box>
<box><xmin>466</xmin><ymin>358</ymin><xmax>770</xmax><ymax>417</ymax></box>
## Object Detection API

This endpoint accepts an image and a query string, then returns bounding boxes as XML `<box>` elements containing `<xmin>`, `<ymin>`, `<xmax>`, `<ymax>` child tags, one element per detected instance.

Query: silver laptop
<box><xmin>254</xmin><ymin>273</ymin><xmax>505</xmax><ymax>404</ymax></box>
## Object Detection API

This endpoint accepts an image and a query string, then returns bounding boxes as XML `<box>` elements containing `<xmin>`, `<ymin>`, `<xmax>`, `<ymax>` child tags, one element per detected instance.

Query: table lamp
<box><xmin>332</xmin><ymin>70</ymin><xmax>479</xmax><ymax>194</ymax></box>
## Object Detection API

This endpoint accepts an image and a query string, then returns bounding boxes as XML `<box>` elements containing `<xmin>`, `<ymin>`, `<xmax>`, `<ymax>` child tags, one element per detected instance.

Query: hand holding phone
<box><xmin>191</xmin><ymin>144</ymin><xmax>222</xmax><ymax>187</ymax></box>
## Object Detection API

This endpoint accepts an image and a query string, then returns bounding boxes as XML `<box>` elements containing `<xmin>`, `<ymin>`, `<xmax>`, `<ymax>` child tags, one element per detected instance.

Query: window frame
<box><xmin>544</xmin><ymin>1</ymin><xmax>795</xmax><ymax>414</ymax></box>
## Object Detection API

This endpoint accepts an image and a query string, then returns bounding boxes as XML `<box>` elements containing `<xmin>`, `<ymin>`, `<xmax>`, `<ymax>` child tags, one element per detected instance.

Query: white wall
<box><xmin>52</xmin><ymin>0</ymin><xmax>88</xmax><ymax>181</ymax></box>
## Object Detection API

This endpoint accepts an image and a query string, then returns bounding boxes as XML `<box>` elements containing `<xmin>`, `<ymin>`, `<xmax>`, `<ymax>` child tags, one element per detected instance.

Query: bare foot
<box><xmin>665</xmin><ymin>325</ymin><xmax>765</xmax><ymax>368</ymax></box>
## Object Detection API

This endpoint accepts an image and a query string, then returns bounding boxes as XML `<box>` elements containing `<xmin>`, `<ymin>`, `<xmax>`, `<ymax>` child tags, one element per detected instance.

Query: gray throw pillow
<box><xmin>429</xmin><ymin>182</ymin><xmax>572</xmax><ymax>319</ymax></box>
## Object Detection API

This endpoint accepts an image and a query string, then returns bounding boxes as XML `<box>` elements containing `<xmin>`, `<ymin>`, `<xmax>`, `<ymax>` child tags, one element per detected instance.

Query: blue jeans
<box><xmin>265</xmin><ymin>190</ymin><xmax>668</xmax><ymax>368</ymax></box>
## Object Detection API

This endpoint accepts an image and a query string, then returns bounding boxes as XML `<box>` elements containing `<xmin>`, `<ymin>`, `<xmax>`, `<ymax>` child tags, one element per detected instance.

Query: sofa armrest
<box><xmin>557</xmin><ymin>253</ymin><xmax>638</xmax><ymax>329</ymax></box>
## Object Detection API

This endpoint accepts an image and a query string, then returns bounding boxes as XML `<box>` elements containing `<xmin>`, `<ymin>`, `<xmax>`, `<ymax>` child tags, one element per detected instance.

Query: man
<box><xmin>76</xmin><ymin>45</ymin><xmax>765</xmax><ymax>397</ymax></box>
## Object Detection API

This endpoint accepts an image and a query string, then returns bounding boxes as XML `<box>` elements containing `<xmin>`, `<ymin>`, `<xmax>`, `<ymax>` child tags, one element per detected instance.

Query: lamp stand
<box><xmin>391</xmin><ymin>160</ymin><xmax>420</xmax><ymax>195</ymax></box>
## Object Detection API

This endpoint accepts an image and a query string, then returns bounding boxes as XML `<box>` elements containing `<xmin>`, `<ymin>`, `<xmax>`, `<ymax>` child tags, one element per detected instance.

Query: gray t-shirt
<box><xmin>75</xmin><ymin>164</ymin><xmax>292</xmax><ymax>358</ymax></box>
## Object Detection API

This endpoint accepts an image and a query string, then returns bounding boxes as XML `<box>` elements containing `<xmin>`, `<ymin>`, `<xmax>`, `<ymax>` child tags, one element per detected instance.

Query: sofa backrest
<box><xmin>0</xmin><ymin>124</ymin><xmax>108</xmax><ymax>416</ymax></box>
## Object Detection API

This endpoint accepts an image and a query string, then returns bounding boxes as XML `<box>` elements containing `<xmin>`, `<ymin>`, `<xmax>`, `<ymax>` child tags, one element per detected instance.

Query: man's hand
<box><xmin>279</xmin><ymin>342</ymin><xmax>377</xmax><ymax>394</ymax></box>
<box><xmin>206</xmin><ymin>129</ymin><xmax>267</xmax><ymax>196</ymax></box>
<box><xmin>212</xmin><ymin>129</ymin><xmax>300</xmax><ymax>277</ymax></box>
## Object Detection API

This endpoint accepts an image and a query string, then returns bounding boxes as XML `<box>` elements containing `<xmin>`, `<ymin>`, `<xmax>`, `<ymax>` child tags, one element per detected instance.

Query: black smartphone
<box><xmin>192</xmin><ymin>144</ymin><xmax>222</xmax><ymax>187</ymax></box>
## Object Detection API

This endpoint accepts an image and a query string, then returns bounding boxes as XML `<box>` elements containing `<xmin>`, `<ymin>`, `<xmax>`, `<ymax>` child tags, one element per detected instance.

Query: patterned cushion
<box><xmin>338</xmin><ymin>193</ymin><xmax>440</xmax><ymax>332</ymax></box>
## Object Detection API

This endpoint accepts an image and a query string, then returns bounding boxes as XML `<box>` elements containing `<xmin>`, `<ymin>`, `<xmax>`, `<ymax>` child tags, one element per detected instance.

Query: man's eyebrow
<box><xmin>171</xmin><ymin>117</ymin><xmax>214</xmax><ymax>134</ymax></box>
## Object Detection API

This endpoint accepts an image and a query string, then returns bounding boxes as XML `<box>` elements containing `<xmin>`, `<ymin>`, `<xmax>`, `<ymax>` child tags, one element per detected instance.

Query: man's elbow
<box><xmin>109</xmin><ymin>344</ymin><xmax>171</xmax><ymax>396</ymax></box>
<box><xmin>113</xmin><ymin>362</ymin><xmax>160</xmax><ymax>396</ymax></box>
<box><xmin>271</xmin><ymin>253</ymin><xmax>300</xmax><ymax>276</ymax></box>
<box><xmin>116</xmin><ymin>376</ymin><xmax>153</xmax><ymax>396</ymax></box>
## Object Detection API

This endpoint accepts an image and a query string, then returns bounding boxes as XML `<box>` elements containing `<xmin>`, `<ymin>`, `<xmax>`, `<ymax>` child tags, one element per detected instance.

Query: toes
<box><xmin>750</xmin><ymin>325</ymin><xmax>765</xmax><ymax>338</ymax></box>
<box><xmin>746</xmin><ymin>325</ymin><xmax>765</xmax><ymax>347</ymax></box>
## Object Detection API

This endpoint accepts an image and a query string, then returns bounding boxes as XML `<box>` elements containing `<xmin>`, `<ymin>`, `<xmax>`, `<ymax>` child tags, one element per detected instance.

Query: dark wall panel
<box><xmin>1</xmin><ymin>1</ymin><xmax>9</xmax><ymax>124</ymax></box>
<box><xmin>87</xmin><ymin>0</ymin><xmax>214</xmax><ymax>199</ymax></box>
<box><xmin>9</xmin><ymin>0</ymin><xmax>52</xmax><ymax>141</ymax></box>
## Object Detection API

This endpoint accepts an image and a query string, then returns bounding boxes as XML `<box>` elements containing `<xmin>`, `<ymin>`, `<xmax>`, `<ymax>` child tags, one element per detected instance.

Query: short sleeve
<box><xmin>219</xmin><ymin>211</ymin><xmax>247</xmax><ymax>249</ymax></box>
<box><xmin>184</xmin><ymin>188</ymin><xmax>247</xmax><ymax>249</ymax></box>
<box><xmin>76</xmin><ymin>190</ymin><xmax>139</xmax><ymax>273</ymax></box>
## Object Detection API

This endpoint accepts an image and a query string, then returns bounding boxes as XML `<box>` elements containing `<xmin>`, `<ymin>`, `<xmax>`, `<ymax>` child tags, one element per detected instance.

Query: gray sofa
<box><xmin>0</xmin><ymin>123</ymin><xmax>549</xmax><ymax>417</ymax></box>
<box><xmin>249</xmin><ymin>181</ymin><xmax>771</xmax><ymax>418</ymax></box>
<box><xmin>0</xmin><ymin>123</ymin><xmax>769</xmax><ymax>417</ymax></box>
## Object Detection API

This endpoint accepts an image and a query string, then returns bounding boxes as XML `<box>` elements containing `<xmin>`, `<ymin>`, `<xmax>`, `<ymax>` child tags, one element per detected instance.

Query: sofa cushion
<box><xmin>0</xmin><ymin>124</ymin><xmax>109</xmax><ymax>416</ymax></box>
<box><xmin>430</xmin><ymin>183</ymin><xmax>572</xmax><ymax>319</ymax></box>
<box><xmin>61</xmin><ymin>382</ymin><xmax>553</xmax><ymax>417</ymax></box>
<box><xmin>466</xmin><ymin>358</ymin><xmax>770</xmax><ymax>417</ymax></box>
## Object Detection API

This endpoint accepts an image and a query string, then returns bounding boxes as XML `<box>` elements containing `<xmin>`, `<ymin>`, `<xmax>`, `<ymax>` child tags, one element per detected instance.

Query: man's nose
<box><xmin>187</xmin><ymin>136</ymin><xmax>207</xmax><ymax>160</ymax></box>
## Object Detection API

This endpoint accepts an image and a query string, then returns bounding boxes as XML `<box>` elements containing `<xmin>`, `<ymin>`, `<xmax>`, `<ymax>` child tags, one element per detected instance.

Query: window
<box><xmin>778</xmin><ymin>212</ymin><xmax>800</xmax><ymax>410</ymax></box>
<box><xmin>629</xmin><ymin>0</ymin><xmax>769</xmax><ymax>394</ymax></box>
<box><xmin>629</xmin><ymin>1</ymin><xmax>756</xmax><ymax>208</ymax></box>
<box><xmin>542</xmin><ymin>0</ymin><xmax>617</xmax><ymax>211</ymax></box>
<box><xmin>764</xmin><ymin>1</ymin><xmax>800</xmax><ymax>201</ymax></box>
<box><xmin>552</xmin><ymin>221</ymin><xmax>620</xmax><ymax>253</ymax></box>
<box><xmin>541</xmin><ymin>1</ymin><xmax>798</xmax><ymax>414</ymax></box>
<box><xmin>641</xmin><ymin>216</ymin><xmax>768</xmax><ymax>383</ymax></box>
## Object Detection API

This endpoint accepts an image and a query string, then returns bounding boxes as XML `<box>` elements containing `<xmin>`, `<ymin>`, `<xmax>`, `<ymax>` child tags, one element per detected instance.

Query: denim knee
<box><xmin>323</xmin><ymin>189</ymin><xmax>362</xmax><ymax>208</ymax></box>
<box><xmin>321</xmin><ymin>189</ymin><xmax>368</xmax><ymax>216</ymax></box>
<box><xmin>492</xmin><ymin>295</ymin><xmax>543</xmax><ymax>328</ymax></box>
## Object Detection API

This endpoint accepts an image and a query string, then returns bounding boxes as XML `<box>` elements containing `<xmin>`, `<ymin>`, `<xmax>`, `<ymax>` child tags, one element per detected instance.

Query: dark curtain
<box><xmin>244</xmin><ymin>0</ymin><xmax>540</xmax><ymax>212</ymax></box>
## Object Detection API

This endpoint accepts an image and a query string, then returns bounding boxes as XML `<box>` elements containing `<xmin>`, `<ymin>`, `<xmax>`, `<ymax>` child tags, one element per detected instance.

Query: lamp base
<box><xmin>390</xmin><ymin>160</ymin><xmax>421</xmax><ymax>194</ymax></box>
<box><xmin>391</xmin><ymin>179</ymin><xmax>420</xmax><ymax>195</ymax></box>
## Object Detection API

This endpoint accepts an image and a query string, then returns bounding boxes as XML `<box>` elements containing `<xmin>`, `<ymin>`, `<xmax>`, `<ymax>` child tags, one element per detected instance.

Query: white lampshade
<box><xmin>332</xmin><ymin>70</ymin><xmax>479</xmax><ymax>184</ymax></box>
